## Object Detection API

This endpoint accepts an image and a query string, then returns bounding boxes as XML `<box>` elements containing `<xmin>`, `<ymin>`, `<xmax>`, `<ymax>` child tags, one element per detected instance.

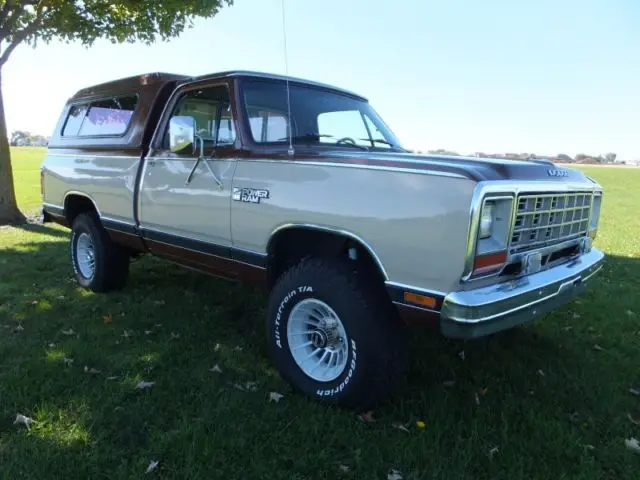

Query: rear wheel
<box><xmin>70</xmin><ymin>212</ymin><xmax>130</xmax><ymax>292</ymax></box>
<box><xmin>266</xmin><ymin>256</ymin><xmax>408</xmax><ymax>410</ymax></box>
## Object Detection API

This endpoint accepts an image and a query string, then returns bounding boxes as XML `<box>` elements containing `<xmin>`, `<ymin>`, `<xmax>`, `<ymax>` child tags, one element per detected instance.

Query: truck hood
<box><xmin>322</xmin><ymin>151</ymin><xmax>592</xmax><ymax>183</ymax></box>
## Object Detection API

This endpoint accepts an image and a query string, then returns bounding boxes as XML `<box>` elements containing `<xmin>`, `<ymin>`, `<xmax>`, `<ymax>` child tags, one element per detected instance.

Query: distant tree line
<box><xmin>10</xmin><ymin>131</ymin><xmax>49</xmax><ymax>147</ymax></box>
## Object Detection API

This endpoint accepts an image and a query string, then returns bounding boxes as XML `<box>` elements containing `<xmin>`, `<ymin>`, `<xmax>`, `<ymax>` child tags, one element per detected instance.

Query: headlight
<box><xmin>479</xmin><ymin>202</ymin><xmax>494</xmax><ymax>239</ymax></box>
<box><xmin>466</xmin><ymin>196</ymin><xmax>514</xmax><ymax>279</ymax></box>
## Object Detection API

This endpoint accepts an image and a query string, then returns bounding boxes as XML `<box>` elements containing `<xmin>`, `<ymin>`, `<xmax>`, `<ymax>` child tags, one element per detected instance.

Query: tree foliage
<box><xmin>10</xmin><ymin>130</ymin><xmax>48</xmax><ymax>146</ymax></box>
<box><xmin>0</xmin><ymin>0</ymin><xmax>233</xmax><ymax>224</ymax></box>
<box><xmin>0</xmin><ymin>1</ymin><xmax>233</xmax><ymax>66</ymax></box>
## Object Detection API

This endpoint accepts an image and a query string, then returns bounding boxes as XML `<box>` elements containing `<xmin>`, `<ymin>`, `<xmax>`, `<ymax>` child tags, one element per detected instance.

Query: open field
<box><xmin>9</xmin><ymin>147</ymin><xmax>47</xmax><ymax>217</ymax></box>
<box><xmin>1</xmin><ymin>147</ymin><xmax>639</xmax><ymax>478</ymax></box>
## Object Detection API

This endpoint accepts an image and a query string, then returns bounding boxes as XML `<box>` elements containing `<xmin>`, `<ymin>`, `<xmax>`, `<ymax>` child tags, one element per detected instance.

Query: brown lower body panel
<box><xmin>107</xmin><ymin>229</ymin><xmax>147</xmax><ymax>253</ymax></box>
<box><xmin>145</xmin><ymin>238</ymin><xmax>268</xmax><ymax>286</ymax></box>
<box><xmin>395</xmin><ymin>304</ymin><xmax>440</xmax><ymax>328</ymax></box>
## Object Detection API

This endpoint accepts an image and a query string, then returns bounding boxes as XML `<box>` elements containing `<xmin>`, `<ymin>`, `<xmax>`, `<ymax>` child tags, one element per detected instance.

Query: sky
<box><xmin>4</xmin><ymin>0</ymin><xmax>640</xmax><ymax>160</ymax></box>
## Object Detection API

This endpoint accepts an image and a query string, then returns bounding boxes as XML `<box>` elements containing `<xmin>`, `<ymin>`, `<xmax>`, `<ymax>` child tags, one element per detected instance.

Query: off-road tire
<box><xmin>266</xmin><ymin>256</ymin><xmax>408</xmax><ymax>410</ymax></box>
<box><xmin>70</xmin><ymin>212</ymin><xmax>130</xmax><ymax>292</ymax></box>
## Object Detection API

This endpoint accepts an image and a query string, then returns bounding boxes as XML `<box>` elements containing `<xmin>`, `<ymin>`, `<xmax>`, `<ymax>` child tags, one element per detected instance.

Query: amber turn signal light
<box><xmin>403</xmin><ymin>292</ymin><xmax>437</xmax><ymax>308</ymax></box>
<box><xmin>473</xmin><ymin>251</ymin><xmax>508</xmax><ymax>275</ymax></box>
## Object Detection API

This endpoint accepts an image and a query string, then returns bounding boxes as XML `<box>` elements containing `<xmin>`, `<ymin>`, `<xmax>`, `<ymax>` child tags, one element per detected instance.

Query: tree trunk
<box><xmin>0</xmin><ymin>69</ymin><xmax>25</xmax><ymax>225</ymax></box>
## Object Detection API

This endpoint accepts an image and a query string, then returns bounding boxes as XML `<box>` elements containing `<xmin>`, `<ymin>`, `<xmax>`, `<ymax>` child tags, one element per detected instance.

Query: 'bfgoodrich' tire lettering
<box><xmin>265</xmin><ymin>256</ymin><xmax>408</xmax><ymax>411</ymax></box>
<box><xmin>317</xmin><ymin>339</ymin><xmax>357</xmax><ymax>397</ymax></box>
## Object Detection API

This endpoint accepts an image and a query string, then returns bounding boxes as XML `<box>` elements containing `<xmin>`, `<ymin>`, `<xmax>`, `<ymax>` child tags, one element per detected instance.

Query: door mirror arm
<box><xmin>185</xmin><ymin>133</ymin><xmax>223</xmax><ymax>189</ymax></box>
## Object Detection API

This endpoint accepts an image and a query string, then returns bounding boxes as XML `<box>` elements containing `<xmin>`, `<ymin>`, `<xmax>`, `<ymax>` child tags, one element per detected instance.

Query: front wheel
<box><xmin>266</xmin><ymin>256</ymin><xmax>408</xmax><ymax>410</ymax></box>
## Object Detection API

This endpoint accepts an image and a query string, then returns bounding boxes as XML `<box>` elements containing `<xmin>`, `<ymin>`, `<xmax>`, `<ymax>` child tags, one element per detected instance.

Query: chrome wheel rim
<box><xmin>287</xmin><ymin>298</ymin><xmax>349</xmax><ymax>382</ymax></box>
<box><xmin>76</xmin><ymin>233</ymin><xmax>96</xmax><ymax>279</ymax></box>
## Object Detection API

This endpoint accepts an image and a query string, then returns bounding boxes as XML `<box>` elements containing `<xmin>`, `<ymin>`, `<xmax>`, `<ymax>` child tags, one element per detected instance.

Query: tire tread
<box><xmin>267</xmin><ymin>255</ymin><xmax>408</xmax><ymax>410</ymax></box>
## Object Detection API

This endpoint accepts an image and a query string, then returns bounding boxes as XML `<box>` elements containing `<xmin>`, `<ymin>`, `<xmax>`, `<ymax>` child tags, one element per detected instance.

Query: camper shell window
<box><xmin>61</xmin><ymin>95</ymin><xmax>139</xmax><ymax>138</ymax></box>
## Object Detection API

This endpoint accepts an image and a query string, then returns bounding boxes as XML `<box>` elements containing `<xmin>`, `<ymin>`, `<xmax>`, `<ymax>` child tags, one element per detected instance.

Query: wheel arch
<box><xmin>265</xmin><ymin>224</ymin><xmax>389</xmax><ymax>289</ymax></box>
<box><xmin>63</xmin><ymin>192</ymin><xmax>101</xmax><ymax>226</ymax></box>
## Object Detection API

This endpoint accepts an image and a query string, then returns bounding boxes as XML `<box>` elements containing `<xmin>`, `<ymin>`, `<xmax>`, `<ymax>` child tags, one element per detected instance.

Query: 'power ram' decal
<box><xmin>232</xmin><ymin>187</ymin><xmax>269</xmax><ymax>204</ymax></box>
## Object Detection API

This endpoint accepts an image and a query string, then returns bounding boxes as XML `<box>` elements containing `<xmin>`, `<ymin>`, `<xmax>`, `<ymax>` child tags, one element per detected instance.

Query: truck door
<box><xmin>137</xmin><ymin>81</ymin><xmax>238</xmax><ymax>275</ymax></box>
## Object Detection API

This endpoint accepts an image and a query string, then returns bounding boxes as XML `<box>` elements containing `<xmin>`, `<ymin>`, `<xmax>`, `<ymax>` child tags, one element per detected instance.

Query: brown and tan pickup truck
<box><xmin>41</xmin><ymin>71</ymin><xmax>605</xmax><ymax>409</ymax></box>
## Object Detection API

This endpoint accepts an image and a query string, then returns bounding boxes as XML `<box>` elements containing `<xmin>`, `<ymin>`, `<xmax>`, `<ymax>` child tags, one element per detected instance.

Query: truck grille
<box><xmin>510</xmin><ymin>192</ymin><xmax>592</xmax><ymax>252</ymax></box>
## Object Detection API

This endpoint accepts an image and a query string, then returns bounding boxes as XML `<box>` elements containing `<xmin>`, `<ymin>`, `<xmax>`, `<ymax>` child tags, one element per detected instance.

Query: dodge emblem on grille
<box><xmin>547</xmin><ymin>168</ymin><xmax>568</xmax><ymax>177</ymax></box>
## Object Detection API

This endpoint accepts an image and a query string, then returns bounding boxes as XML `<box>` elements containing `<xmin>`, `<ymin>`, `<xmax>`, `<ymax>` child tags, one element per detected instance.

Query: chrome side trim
<box><xmin>385</xmin><ymin>281</ymin><xmax>447</xmax><ymax>298</ymax></box>
<box><xmin>47</xmin><ymin>153</ymin><xmax>141</xmax><ymax>160</ymax></box>
<box><xmin>144</xmin><ymin>231</ymin><xmax>266</xmax><ymax>270</ymax></box>
<box><xmin>268</xmin><ymin>223</ymin><xmax>389</xmax><ymax>280</ymax></box>
<box><xmin>231</xmin><ymin>245</ymin><xmax>268</xmax><ymax>258</ymax></box>
<box><xmin>43</xmin><ymin>201</ymin><xmax>64</xmax><ymax>211</ymax></box>
<box><xmin>45</xmin><ymin>153</ymin><xmax>469</xmax><ymax>179</ymax></box>
<box><xmin>231</xmin><ymin>258</ymin><xmax>267</xmax><ymax>270</ymax></box>
<box><xmin>145</xmin><ymin>156</ymin><xmax>213</xmax><ymax>163</ymax></box>
<box><xmin>100</xmin><ymin>216</ymin><xmax>136</xmax><ymax>228</ymax></box>
<box><xmin>392</xmin><ymin>301</ymin><xmax>440</xmax><ymax>315</ymax></box>
<box><xmin>63</xmin><ymin>191</ymin><xmax>102</xmax><ymax>218</ymax></box>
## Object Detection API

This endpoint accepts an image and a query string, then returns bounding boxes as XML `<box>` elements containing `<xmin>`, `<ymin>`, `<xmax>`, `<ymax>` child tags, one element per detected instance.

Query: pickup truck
<box><xmin>41</xmin><ymin>70</ymin><xmax>605</xmax><ymax>410</ymax></box>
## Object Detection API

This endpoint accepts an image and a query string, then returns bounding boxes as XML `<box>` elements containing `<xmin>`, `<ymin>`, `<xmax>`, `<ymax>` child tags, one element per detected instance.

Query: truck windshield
<box><xmin>240</xmin><ymin>78</ymin><xmax>404</xmax><ymax>151</ymax></box>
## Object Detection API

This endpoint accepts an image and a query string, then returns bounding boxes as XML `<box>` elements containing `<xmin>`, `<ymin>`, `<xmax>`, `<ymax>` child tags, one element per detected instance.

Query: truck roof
<box><xmin>70</xmin><ymin>72</ymin><xmax>190</xmax><ymax>101</ymax></box>
<box><xmin>52</xmin><ymin>70</ymin><xmax>368</xmax><ymax>152</ymax></box>
<box><xmin>189</xmin><ymin>70</ymin><xmax>368</xmax><ymax>101</ymax></box>
<box><xmin>69</xmin><ymin>70</ymin><xmax>367</xmax><ymax>103</ymax></box>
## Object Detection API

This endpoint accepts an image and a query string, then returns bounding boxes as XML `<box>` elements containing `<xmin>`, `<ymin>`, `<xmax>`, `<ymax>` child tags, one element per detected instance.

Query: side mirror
<box><xmin>169</xmin><ymin>116</ymin><xmax>196</xmax><ymax>153</ymax></box>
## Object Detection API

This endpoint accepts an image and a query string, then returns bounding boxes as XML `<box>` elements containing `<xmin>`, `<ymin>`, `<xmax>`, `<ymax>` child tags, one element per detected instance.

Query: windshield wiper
<box><xmin>359</xmin><ymin>138</ymin><xmax>396</xmax><ymax>147</ymax></box>
<box><xmin>338</xmin><ymin>142</ymin><xmax>369</xmax><ymax>151</ymax></box>
<box><xmin>276</xmin><ymin>133</ymin><xmax>334</xmax><ymax>142</ymax></box>
<box><xmin>276</xmin><ymin>133</ymin><xmax>369</xmax><ymax>151</ymax></box>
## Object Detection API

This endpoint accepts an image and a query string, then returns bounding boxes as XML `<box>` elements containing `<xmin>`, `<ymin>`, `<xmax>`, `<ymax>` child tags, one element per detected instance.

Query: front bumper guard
<box><xmin>440</xmin><ymin>248</ymin><xmax>605</xmax><ymax>339</ymax></box>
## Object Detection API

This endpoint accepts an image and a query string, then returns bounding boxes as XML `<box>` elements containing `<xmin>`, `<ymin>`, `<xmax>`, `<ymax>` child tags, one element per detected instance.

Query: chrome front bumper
<box><xmin>440</xmin><ymin>247</ymin><xmax>605</xmax><ymax>339</ymax></box>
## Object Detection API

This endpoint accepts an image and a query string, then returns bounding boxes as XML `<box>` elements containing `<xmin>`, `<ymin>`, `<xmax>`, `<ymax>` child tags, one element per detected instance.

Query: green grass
<box><xmin>10</xmin><ymin>147</ymin><xmax>47</xmax><ymax>216</ymax></box>
<box><xmin>1</xmin><ymin>152</ymin><xmax>639</xmax><ymax>478</ymax></box>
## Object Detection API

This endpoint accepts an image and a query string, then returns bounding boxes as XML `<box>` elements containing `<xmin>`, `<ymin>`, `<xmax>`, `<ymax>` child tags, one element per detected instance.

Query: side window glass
<box><xmin>167</xmin><ymin>86</ymin><xmax>235</xmax><ymax>150</ymax></box>
<box><xmin>174</xmin><ymin>97</ymin><xmax>218</xmax><ymax>142</ymax></box>
<box><xmin>78</xmin><ymin>95</ymin><xmax>137</xmax><ymax>136</ymax></box>
<box><xmin>317</xmin><ymin>110</ymin><xmax>370</xmax><ymax>147</ymax></box>
<box><xmin>62</xmin><ymin>104</ymin><xmax>88</xmax><ymax>136</ymax></box>
<box><xmin>217</xmin><ymin>103</ymin><xmax>236</xmax><ymax>145</ymax></box>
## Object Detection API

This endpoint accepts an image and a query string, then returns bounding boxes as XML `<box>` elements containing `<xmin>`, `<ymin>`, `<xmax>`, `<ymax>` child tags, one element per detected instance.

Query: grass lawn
<box><xmin>1</xmin><ymin>149</ymin><xmax>639</xmax><ymax>478</ymax></box>
<box><xmin>9</xmin><ymin>147</ymin><xmax>47</xmax><ymax>216</ymax></box>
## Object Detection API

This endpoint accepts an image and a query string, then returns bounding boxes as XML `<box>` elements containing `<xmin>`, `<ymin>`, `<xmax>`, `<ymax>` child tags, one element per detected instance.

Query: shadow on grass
<box><xmin>1</xmin><ymin>234</ymin><xmax>639</xmax><ymax>478</ymax></box>
<box><xmin>18</xmin><ymin>220</ymin><xmax>71</xmax><ymax>239</ymax></box>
